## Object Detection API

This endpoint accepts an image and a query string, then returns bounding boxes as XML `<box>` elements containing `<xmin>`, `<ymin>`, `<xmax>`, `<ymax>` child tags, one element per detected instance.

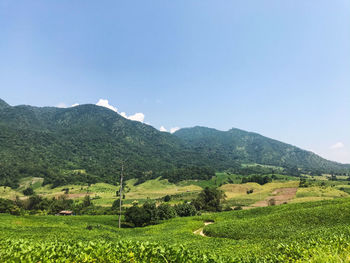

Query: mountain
<box><xmin>174</xmin><ymin>126</ymin><xmax>350</xmax><ymax>173</ymax></box>
<box><xmin>0</xmin><ymin>99</ymin><xmax>348</xmax><ymax>188</ymax></box>
<box><xmin>0</xmin><ymin>102</ymin><xmax>209</xmax><ymax>187</ymax></box>
<box><xmin>0</xmin><ymin>99</ymin><xmax>10</xmax><ymax>110</ymax></box>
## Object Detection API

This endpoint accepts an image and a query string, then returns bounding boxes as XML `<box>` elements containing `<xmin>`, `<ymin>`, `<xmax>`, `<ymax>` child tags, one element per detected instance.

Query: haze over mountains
<box><xmin>0</xmin><ymin>99</ymin><xmax>349</xmax><ymax>188</ymax></box>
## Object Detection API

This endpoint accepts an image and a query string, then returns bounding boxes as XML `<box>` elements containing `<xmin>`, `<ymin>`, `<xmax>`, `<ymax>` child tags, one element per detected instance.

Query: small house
<box><xmin>57</xmin><ymin>210</ymin><xmax>73</xmax><ymax>216</ymax></box>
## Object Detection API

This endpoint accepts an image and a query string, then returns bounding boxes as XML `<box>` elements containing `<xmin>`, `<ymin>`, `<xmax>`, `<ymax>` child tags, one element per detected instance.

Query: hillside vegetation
<box><xmin>174</xmin><ymin>126</ymin><xmax>350</xmax><ymax>173</ymax></box>
<box><xmin>1</xmin><ymin>198</ymin><xmax>350</xmax><ymax>262</ymax></box>
<box><xmin>0</xmin><ymin>99</ymin><xmax>349</xmax><ymax>188</ymax></box>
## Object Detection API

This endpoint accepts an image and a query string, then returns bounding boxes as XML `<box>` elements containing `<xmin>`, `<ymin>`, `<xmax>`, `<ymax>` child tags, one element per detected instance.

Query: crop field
<box><xmin>2</xmin><ymin>174</ymin><xmax>350</xmax><ymax>209</ymax></box>
<box><xmin>1</xmin><ymin>197</ymin><xmax>350</xmax><ymax>262</ymax></box>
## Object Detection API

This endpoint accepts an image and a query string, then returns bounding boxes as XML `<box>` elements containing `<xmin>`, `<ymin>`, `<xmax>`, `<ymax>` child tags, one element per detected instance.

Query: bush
<box><xmin>23</xmin><ymin>187</ymin><xmax>34</xmax><ymax>196</ymax></box>
<box><xmin>174</xmin><ymin>203</ymin><xmax>197</xmax><ymax>217</ymax></box>
<box><xmin>193</xmin><ymin>187</ymin><xmax>225</xmax><ymax>212</ymax></box>
<box><xmin>163</xmin><ymin>195</ymin><xmax>171</xmax><ymax>202</ymax></box>
<box><xmin>124</xmin><ymin>205</ymin><xmax>151</xmax><ymax>227</ymax></box>
<box><xmin>157</xmin><ymin>203</ymin><xmax>177</xmax><ymax>220</ymax></box>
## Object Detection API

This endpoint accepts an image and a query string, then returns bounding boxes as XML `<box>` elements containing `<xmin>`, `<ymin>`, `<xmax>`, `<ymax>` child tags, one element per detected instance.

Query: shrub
<box><xmin>157</xmin><ymin>203</ymin><xmax>177</xmax><ymax>220</ymax></box>
<box><xmin>163</xmin><ymin>195</ymin><xmax>171</xmax><ymax>202</ymax></box>
<box><xmin>193</xmin><ymin>187</ymin><xmax>225</xmax><ymax>212</ymax></box>
<box><xmin>124</xmin><ymin>206</ymin><xmax>151</xmax><ymax>227</ymax></box>
<box><xmin>22</xmin><ymin>187</ymin><xmax>34</xmax><ymax>196</ymax></box>
<box><xmin>268</xmin><ymin>198</ymin><xmax>276</xmax><ymax>206</ymax></box>
<box><xmin>174</xmin><ymin>203</ymin><xmax>197</xmax><ymax>217</ymax></box>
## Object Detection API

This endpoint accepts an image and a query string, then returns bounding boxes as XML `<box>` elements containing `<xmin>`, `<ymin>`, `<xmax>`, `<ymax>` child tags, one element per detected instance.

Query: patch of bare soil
<box><xmin>193</xmin><ymin>222</ymin><xmax>214</xmax><ymax>237</ymax></box>
<box><xmin>251</xmin><ymin>187</ymin><xmax>298</xmax><ymax>207</ymax></box>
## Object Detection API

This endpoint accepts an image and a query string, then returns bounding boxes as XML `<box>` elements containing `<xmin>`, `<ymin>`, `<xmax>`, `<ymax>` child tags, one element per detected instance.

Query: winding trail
<box><xmin>193</xmin><ymin>222</ymin><xmax>213</xmax><ymax>237</ymax></box>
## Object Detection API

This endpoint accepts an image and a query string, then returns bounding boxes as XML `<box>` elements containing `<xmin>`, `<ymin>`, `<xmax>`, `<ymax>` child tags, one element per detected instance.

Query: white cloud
<box><xmin>170</xmin><ymin>127</ymin><xmax>180</xmax><ymax>133</ymax></box>
<box><xmin>127</xmin><ymin>112</ymin><xmax>145</xmax><ymax>123</ymax></box>
<box><xmin>330</xmin><ymin>142</ymin><xmax>345</xmax><ymax>150</ymax></box>
<box><xmin>57</xmin><ymin>102</ymin><xmax>67</xmax><ymax>108</ymax></box>
<box><xmin>159</xmin><ymin>126</ymin><xmax>167</xmax><ymax>132</ymax></box>
<box><xmin>95</xmin><ymin>99</ymin><xmax>145</xmax><ymax>123</ymax></box>
<box><xmin>96</xmin><ymin>99</ymin><xmax>118</xmax><ymax>112</ymax></box>
<box><xmin>71</xmin><ymin>103</ymin><xmax>79</xmax><ymax>107</ymax></box>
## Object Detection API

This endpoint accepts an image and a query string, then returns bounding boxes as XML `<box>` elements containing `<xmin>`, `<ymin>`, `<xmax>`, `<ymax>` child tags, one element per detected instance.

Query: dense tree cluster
<box><xmin>192</xmin><ymin>187</ymin><xmax>226</xmax><ymax>212</ymax></box>
<box><xmin>241</xmin><ymin>175</ymin><xmax>272</xmax><ymax>185</ymax></box>
<box><xmin>124</xmin><ymin>187</ymin><xmax>224</xmax><ymax>227</ymax></box>
<box><xmin>162</xmin><ymin>167</ymin><xmax>215</xmax><ymax>183</ymax></box>
<box><xmin>0</xmin><ymin>195</ymin><xmax>118</xmax><ymax>216</ymax></box>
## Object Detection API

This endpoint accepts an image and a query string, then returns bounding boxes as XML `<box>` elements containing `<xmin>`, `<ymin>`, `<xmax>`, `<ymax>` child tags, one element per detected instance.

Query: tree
<box><xmin>82</xmin><ymin>195</ymin><xmax>92</xmax><ymax>208</ymax></box>
<box><xmin>142</xmin><ymin>201</ymin><xmax>159</xmax><ymax>224</ymax></box>
<box><xmin>193</xmin><ymin>187</ymin><xmax>225</xmax><ymax>212</ymax></box>
<box><xmin>124</xmin><ymin>205</ymin><xmax>151</xmax><ymax>227</ymax></box>
<box><xmin>163</xmin><ymin>195</ymin><xmax>171</xmax><ymax>202</ymax></box>
<box><xmin>23</xmin><ymin>187</ymin><xmax>34</xmax><ymax>196</ymax></box>
<box><xmin>112</xmin><ymin>199</ymin><xmax>122</xmax><ymax>210</ymax></box>
<box><xmin>174</xmin><ymin>203</ymin><xmax>197</xmax><ymax>217</ymax></box>
<box><xmin>157</xmin><ymin>203</ymin><xmax>177</xmax><ymax>220</ymax></box>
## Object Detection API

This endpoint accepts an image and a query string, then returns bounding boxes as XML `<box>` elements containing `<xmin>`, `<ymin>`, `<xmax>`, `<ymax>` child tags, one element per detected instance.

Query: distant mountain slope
<box><xmin>0</xmin><ymin>102</ymin><xmax>208</xmax><ymax>187</ymax></box>
<box><xmin>0</xmin><ymin>99</ymin><xmax>348</xmax><ymax>188</ymax></box>
<box><xmin>0</xmin><ymin>99</ymin><xmax>10</xmax><ymax>110</ymax></box>
<box><xmin>174</xmin><ymin>126</ymin><xmax>350</xmax><ymax>172</ymax></box>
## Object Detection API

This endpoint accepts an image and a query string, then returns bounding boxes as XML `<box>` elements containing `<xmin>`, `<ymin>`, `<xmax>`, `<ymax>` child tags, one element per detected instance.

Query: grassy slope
<box><xmin>2</xmin><ymin>198</ymin><xmax>350</xmax><ymax>261</ymax></box>
<box><xmin>2</xmin><ymin>174</ymin><xmax>350</xmax><ymax>209</ymax></box>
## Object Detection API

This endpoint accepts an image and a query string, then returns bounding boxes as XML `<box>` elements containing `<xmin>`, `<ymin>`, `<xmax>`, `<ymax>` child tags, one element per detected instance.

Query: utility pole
<box><xmin>118</xmin><ymin>162</ymin><xmax>124</xmax><ymax>228</ymax></box>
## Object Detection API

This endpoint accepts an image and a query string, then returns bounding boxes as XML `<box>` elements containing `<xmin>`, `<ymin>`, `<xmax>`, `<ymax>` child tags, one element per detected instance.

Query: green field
<box><xmin>2</xmin><ymin>173</ymin><xmax>350</xmax><ymax>261</ymax></box>
<box><xmin>2</xmin><ymin>173</ymin><xmax>350</xmax><ymax>209</ymax></box>
<box><xmin>1</xmin><ymin>197</ymin><xmax>350</xmax><ymax>262</ymax></box>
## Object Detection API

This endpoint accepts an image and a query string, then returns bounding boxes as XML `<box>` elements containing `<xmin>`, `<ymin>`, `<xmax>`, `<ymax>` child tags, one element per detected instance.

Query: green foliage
<box><xmin>0</xmin><ymin>198</ymin><xmax>21</xmax><ymax>215</ymax></box>
<box><xmin>163</xmin><ymin>194</ymin><xmax>171</xmax><ymax>202</ymax></box>
<box><xmin>2</xmin><ymin>198</ymin><xmax>350</xmax><ymax>261</ymax></box>
<box><xmin>241</xmin><ymin>175</ymin><xmax>272</xmax><ymax>185</ymax></box>
<box><xmin>1</xmin><ymin>101</ymin><xmax>349</xmax><ymax>189</ymax></box>
<box><xmin>193</xmin><ymin>187</ymin><xmax>225</xmax><ymax>212</ymax></box>
<box><xmin>174</xmin><ymin>203</ymin><xmax>197</xmax><ymax>217</ymax></box>
<box><xmin>174</xmin><ymin>126</ymin><xmax>350</xmax><ymax>174</ymax></box>
<box><xmin>162</xmin><ymin>167</ymin><xmax>215</xmax><ymax>184</ymax></box>
<box><xmin>299</xmin><ymin>178</ymin><xmax>311</xmax><ymax>188</ymax></box>
<box><xmin>157</xmin><ymin>203</ymin><xmax>177</xmax><ymax>220</ymax></box>
<box><xmin>0</xmin><ymin>103</ymin><xmax>213</xmax><ymax>187</ymax></box>
<box><xmin>124</xmin><ymin>205</ymin><xmax>151</xmax><ymax>227</ymax></box>
<box><xmin>22</xmin><ymin>187</ymin><xmax>34</xmax><ymax>196</ymax></box>
<box><xmin>0</xmin><ymin>239</ymin><xmax>222</xmax><ymax>263</ymax></box>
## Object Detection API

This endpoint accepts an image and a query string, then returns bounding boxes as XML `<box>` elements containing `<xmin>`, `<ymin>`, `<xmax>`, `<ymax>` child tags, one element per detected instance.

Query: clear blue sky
<box><xmin>0</xmin><ymin>1</ymin><xmax>349</xmax><ymax>163</ymax></box>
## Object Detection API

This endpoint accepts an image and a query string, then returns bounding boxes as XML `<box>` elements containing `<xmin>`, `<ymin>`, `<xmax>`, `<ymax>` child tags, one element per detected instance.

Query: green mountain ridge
<box><xmin>0</xmin><ymin>99</ymin><xmax>10</xmax><ymax>110</ymax></box>
<box><xmin>0</xmin><ymin>99</ymin><xmax>348</xmax><ymax>188</ymax></box>
<box><xmin>174</xmin><ymin>126</ymin><xmax>349</xmax><ymax>172</ymax></box>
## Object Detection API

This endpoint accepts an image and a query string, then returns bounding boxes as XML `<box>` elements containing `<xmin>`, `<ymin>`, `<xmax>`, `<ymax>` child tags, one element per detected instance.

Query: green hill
<box><xmin>0</xmin><ymin>102</ymin><xmax>207</xmax><ymax>187</ymax></box>
<box><xmin>174</xmin><ymin>126</ymin><xmax>350</xmax><ymax>173</ymax></box>
<box><xmin>0</xmin><ymin>99</ymin><xmax>348</xmax><ymax>188</ymax></box>
<box><xmin>1</xmin><ymin>198</ymin><xmax>350</xmax><ymax>261</ymax></box>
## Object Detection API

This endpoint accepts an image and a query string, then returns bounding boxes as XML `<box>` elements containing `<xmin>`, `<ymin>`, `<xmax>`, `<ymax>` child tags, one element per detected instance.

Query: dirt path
<box><xmin>251</xmin><ymin>187</ymin><xmax>298</xmax><ymax>207</ymax></box>
<box><xmin>193</xmin><ymin>222</ymin><xmax>213</xmax><ymax>237</ymax></box>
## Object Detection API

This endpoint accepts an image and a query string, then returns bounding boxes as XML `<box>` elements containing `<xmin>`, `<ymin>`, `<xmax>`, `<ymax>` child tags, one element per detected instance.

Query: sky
<box><xmin>0</xmin><ymin>1</ymin><xmax>349</xmax><ymax>163</ymax></box>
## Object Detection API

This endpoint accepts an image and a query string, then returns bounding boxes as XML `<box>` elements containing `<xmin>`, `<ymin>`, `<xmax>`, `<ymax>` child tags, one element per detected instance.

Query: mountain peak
<box><xmin>0</xmin><ymin>98</ymin><xmax>10</xmax><ymax>109</ymax></box>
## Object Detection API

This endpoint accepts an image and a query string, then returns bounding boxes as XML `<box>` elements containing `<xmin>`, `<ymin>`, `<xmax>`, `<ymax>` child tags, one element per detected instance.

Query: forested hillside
<box><xmin>0</xmin><ymin>99</ymin><xmax>348</xmax><ymax>188</ymax></box>
<box><xmin>0</xmin><ymin>101</ymin><xmax>210</xmax><ymax>187</ymax></box>
<box><xmin>174</xmin><ymin>127</ymin><xmax>350</xmax><ymax>173</ymax></box>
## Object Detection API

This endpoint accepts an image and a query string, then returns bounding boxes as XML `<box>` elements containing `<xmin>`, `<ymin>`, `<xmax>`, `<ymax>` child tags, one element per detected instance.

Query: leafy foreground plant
<box><xmin>244</xmin><ymin>234</ymin><xmax>350</xmax><ymax>263</ymax></box>
<box><xmin>0</xmin><ymin>239</ymin><xmax>224</xmax><ymax>263</ymax></box>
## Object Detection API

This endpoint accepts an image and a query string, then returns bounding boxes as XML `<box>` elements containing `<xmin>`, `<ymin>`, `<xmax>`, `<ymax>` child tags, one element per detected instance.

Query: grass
<box><xmin>2</xmin><ymin>197</ymin><xmax>350</xmax><ymax>261</ymax></box>
<box><xmin>220</xmin><ymin>180</ymin><xmax>299</xmax><ymax>207</ymax></box>
<box><xmin>3</xmin><ymin>174</ymin><xmax>350</xmax><ymax>209</ymax></box>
